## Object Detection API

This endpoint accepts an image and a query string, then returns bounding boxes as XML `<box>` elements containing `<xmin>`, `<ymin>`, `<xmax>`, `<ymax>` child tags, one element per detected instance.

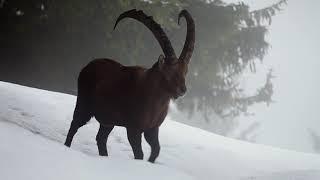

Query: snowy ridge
<box><xmin>0</xmin><ymin>81</ymin><xmax>320</xmax><ymax>180</ymax></box>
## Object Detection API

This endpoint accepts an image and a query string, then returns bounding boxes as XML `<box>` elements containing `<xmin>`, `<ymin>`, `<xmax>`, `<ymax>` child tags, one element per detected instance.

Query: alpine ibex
<box><xmin>64</xmin><ymin>9</ymin><xmax>195</xmax><ymax>163</ymax></box>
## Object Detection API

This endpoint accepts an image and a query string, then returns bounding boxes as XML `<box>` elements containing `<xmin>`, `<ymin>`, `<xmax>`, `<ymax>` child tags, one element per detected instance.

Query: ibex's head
<box><xmin>114</xmin><ymin>9</ymin><xmax>195</xmax><ymax>99</ymax></box>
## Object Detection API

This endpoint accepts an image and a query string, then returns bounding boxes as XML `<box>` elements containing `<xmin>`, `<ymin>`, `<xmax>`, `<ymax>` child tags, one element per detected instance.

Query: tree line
<box><xmin>0</xmin><ymin>0</ymin><xmax>286</xmax><ymax>135</ymax></box>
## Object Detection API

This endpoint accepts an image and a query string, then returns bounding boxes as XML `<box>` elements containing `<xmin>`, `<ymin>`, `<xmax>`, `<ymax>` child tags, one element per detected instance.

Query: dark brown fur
<box><xmin>64</xmin><ymin>9</ymin><xmax>194</xmax><ymax>163</ymax></box>
<box><xmin>83</xmin><ymin>59</ymin><xmax>171</xmax><ymax>129</ymax></box>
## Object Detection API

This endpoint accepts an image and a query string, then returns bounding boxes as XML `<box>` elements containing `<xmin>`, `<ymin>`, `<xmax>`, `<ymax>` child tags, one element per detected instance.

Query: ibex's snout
<box><xmin>174</xmin><ymin>84</ymin><xmax>186</xmax><ymax>99</ymax></box>
<box><xmin>179</xmin><ymin>85</ymin><xmax>187</xmax><ymax>96</ymax></box>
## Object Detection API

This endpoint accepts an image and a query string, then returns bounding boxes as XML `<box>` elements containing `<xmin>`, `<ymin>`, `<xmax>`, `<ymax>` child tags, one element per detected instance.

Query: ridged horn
<box><xmin>178</xmin><ymin>10</ymin><xmax>195</xmax><ymax>64</ymax></box>
<box><xmin>114</xmin><ymin>9</ymin><xmax>177</xmax><ymax>61</ymax></box>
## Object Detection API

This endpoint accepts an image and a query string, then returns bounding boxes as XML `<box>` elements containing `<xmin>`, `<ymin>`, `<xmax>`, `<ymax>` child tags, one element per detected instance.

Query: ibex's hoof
<box><xmin>98</xmin><ymin>152</ymin><xmax>108</xmax><ymax>156</ymax></box>
<box><xmin>148</xmin><ymin>158</ymin><xmax>156</xmax><ymax>163</ymax></box>
<box><xmin>134</xmin><ymin>157</ymin><xmax>143</xmax><ymax>160</ymax></box>
<box><xmin>64</xmin><ymin>142</ymin><xmax>71</xmax><ymax>147</ymax></box>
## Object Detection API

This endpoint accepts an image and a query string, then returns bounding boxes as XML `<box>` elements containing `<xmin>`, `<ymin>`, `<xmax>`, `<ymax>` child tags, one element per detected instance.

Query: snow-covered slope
<box><xmin>0</xmin><ymin>81</ymin><xmax>320</xmax><ymax>180</ymax></box>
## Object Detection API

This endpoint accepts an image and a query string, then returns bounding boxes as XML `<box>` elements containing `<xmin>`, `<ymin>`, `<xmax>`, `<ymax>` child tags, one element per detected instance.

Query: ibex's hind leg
<box><xmin>126</xmin><ymin>128</ymin><xmax>143</xmax><ymax>160</ymax></box>
<box><xmin>144</xmin><ymin>127</ymin><xmax>160</xmax><ymax>163</ymax></box>
<box><xmin>64</xmin><ymin>103</ymin><xmax>91</xmax><ymax>147</ymax></box>
<box><xmin>96</xmin><ymin>124</ymin><xmax>114</xmax><ymax>156</ymax></box>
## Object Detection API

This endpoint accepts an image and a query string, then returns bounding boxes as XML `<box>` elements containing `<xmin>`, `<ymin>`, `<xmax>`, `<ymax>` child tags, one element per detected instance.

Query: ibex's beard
<box><xmin>172</xmin><ymin>94</ymin><xmax>179</xmax><ymax>99</ymax></box>
<box><xmin>172</xmin><ymin>93</ymin><xmax>185</xmax><ymax>100</ymax></box>
<box><xmin>172</xmin><ymin>90</ymin><xmax>186</xmax><ymax>99</ymax></box>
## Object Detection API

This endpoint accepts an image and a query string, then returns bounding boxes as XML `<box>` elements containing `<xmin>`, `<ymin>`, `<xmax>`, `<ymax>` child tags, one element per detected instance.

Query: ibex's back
<box><xmin>65</xmin><ymin>9</ymin><xmax>195</xmax><ymax>163</ymax></box>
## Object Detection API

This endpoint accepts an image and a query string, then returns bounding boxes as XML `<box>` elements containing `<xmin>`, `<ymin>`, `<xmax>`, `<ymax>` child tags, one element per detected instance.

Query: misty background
<box><xmin>1</xmin><ymin>0</ymin><xmax>319</xmax><ymax>154</ymax></box>
<box><xmin>227</xmin><ymin>0</ymin><xmax>320</xmax><ymax>153</ymax></box>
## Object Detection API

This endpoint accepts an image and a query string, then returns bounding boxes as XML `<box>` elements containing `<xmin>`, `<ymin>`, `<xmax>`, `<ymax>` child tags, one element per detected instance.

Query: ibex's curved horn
<box><xmin>114</xmin><ymin>9</ymin><xmax>177</xmax><ymax>60</ymax></box>
<box><xmin>178</xmin><ymin>10</ymin><xmax>195</xmax><ymax>64</ymax></box>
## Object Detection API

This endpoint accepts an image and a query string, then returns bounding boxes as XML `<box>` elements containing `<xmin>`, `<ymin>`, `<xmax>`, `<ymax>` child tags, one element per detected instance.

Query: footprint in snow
<box><xmin>9</xmin><ymin>106</ymin><xmax>34</xmax><ymax>118</ymax></box>
<box><xmin>9</xmin><ymin>106</ymin><xmax>22</xmax><ymax>111</ymax></box>
<box><xmin>20</xmin><ymin>111</ymin><xmax>34</xmax><ymax>118</ymax></box>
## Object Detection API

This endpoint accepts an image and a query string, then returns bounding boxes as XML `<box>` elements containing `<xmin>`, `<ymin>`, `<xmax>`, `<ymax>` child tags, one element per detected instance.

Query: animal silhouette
<box><xmin>64</xmin><ymin>9</ymin><xmax>195</xmax><ymax>163</ymax></box>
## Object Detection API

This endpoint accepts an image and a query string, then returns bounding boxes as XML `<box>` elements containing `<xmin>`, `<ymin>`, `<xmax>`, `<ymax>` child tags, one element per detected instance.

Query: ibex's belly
<box><xmin>93</xmin><ymin>103</ymin><xmax>168</xmax><ymax>129</ymax></box>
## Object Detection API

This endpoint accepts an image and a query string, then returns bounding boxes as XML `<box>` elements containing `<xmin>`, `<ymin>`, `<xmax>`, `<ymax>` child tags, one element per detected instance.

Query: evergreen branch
<box><xmin>250</xmin><ymin>0</ymin><xmax>288</xmax><ymax>25</ymax></box>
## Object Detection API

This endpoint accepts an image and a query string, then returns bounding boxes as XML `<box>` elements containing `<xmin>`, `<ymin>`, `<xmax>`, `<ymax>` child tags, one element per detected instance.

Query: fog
<box><xmin>227</xmin><ymin>0</ymin><xmax>320</xmax><ymax>153</ymax></box>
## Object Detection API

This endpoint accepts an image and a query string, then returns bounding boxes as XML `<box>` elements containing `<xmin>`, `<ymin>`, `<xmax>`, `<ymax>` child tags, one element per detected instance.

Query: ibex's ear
<box><xmin>158</xmin><ymin>54</ymin><xmax>165</xmax><ymax>69</ymax></box>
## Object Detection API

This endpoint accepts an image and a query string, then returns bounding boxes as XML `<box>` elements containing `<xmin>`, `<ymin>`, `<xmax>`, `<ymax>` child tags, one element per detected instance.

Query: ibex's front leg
<box><xmin>126</xmin><ymin>128</ymin><xmax>143</xmax><ymax>160</ymax></box>
<box><xmin>96</xmin><ymin>124</ymin><xmax>114</xmax><ymax>156</ymax></box>
<box><xmin>144</xmin><ymin>127</ymin><xmax>160</xmax><ymax>163</ymax></box>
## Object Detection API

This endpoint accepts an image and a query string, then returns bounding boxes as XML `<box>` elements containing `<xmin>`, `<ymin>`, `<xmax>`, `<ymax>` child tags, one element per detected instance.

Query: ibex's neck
<box><xmin>143</xmin><ymin>69</ymin><xmax>171</xmax><ymax>101</ymax></box>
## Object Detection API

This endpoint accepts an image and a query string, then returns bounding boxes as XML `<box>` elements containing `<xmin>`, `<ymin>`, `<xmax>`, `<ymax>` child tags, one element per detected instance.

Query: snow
<box><xmin>0</xmin><ymin>81</ymin><xmax>320</xmax><ymax>180</ymax></box>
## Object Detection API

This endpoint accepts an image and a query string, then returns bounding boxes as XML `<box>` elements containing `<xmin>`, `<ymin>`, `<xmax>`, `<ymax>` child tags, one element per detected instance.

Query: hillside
<box><xmin>0</xmin><ymin>81</ymin><xmax>320</xmax><ymax>180</ymax></box>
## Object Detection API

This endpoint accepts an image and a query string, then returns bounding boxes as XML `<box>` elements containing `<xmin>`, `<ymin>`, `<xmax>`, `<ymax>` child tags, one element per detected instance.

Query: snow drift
<box><xmin>0</xmin><ymin>81</ymin><xmax>320</xmax><ymax>180</ymax></box>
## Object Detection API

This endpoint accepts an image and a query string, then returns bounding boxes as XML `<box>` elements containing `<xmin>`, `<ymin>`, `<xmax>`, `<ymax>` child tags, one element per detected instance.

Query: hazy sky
<box><xmin>224</xmin><ymin>0</ymin><xmax>320</xmax><ymax>153</ymax></box>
